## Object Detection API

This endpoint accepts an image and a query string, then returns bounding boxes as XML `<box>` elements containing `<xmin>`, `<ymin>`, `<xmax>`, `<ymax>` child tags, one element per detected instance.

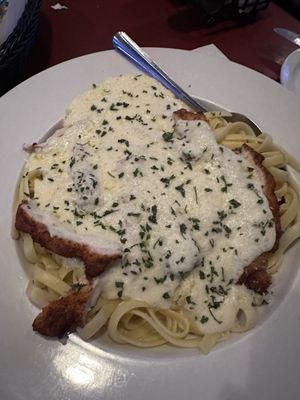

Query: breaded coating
<box><xmin>238</xmin><ymin>144</ymin><xmax>281</xmax><ymax>294</ymax></box>
<box><xmin>32</xmin><ymin>284</ymin><xmax>93</xmax><ymax>337</ymax></box>
<box><xmin>15</xmin><ymin>202</ymin><xmax>122</xmax><ymax>279</ymax></box>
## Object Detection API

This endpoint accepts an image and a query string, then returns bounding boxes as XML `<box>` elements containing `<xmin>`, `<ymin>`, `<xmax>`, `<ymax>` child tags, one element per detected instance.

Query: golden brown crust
<box><xmin>173</xmin><ymin>109</ymin><xmax>208</xmax><ymax>121</ymax></box>
<box><xmin>240</xmin><ymin>144</ymin><xmax>281</xmax><ymax>251</ymax></box>
<box><xmin>15</xmin><ymin>201</ymin><xmax>122</xmax><ymax>279</ymax></box>
<box><xmin>238</xmin><ymin>253</ymin><xmax>271</xmax><ymax>294</ymax></box>
<box><xmin>32</xmin><ymin>285</ymin><xmax>93</xmax><ymax>337</ymax></box>
<box><xmin>237</xmin><ymin>144</ymin><xmax>281</xmax><ymax>294</ymax></box>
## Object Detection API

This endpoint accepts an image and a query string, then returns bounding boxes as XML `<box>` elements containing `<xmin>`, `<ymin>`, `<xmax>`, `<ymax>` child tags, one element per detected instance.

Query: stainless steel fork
<box><xmin>113</xmin><ymin>31</ymin><xmax>262</xmax><ymax>136</ymax></box>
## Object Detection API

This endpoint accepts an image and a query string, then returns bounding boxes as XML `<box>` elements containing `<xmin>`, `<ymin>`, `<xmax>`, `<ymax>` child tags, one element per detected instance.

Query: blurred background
<box><xmin>1</xmin><ymin>0</ymin><xmax>300</xmax><ymax>96</ymax></box>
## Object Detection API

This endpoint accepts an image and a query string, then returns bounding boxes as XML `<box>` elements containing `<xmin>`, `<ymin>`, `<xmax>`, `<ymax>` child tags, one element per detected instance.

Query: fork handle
<box><xmin>112</xmin><ymin>31</ymin><xmax>207</xmax><ymax>113</ymax></box>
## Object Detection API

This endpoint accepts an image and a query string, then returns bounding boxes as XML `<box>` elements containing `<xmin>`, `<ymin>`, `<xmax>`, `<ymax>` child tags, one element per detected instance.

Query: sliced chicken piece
<box><xmin>238</xmin><ymin>144</ymin><xmax>281</xmax><ymax>294</ymax></box>
<box><xmin>172</xmin><ymin>110</ymin><xmax>281</xmax><ymax>294</ymax></box>
<box><xmin>240</xmin><ymin>144</ymin><xmax>281</xmax><ymax>251</ymax></box>
<box><xmin>15</xmin><ymin>200</ymin><xmax>122</xmax><ymax>279</ymax></box>
<box><xmin>32</xmin><ymin>281</ymin><xmax>100</xmax><ymax>337</ymax></box>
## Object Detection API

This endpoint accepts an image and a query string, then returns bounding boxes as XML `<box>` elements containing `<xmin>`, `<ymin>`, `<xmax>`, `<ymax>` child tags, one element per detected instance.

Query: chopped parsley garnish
<box><xmin>229</xmin><ymin>199</ymin><xmax>241</xmax><ymax>208</ymax></box>
<box><xmin>154</xmin><ymin>276</ymin><xmax>167</xmax><ymax>284</ymax></box>
<box><xmin>200</xmin><ymin>315</ymin><xmax>209</xmax><ymax>324</ymax></box>
<box><xmin>160</xmin><ymin>174</ymin><xmax>175</xmax><ymax>188</ymax></box>
<box><xmin>199</xmin><ymin>270</ymin><xmax>206</xmax><ymax>280</ymax></box>
<box><xmin>148</xmin><ymin>205</ymin><xmax>158</xmax><ymax>224</ymax></box>
<box><xmin>180</xmin><ymin>223</ymin><xmax>187</xmax><ymax>238</ymax></box>
<box><xmin>175</xmin><ymin>184</ymin><xmax>185</xmax><ymax>198</ymax></box>
<box><xmin>115</xmin><ymin>281</ymin><xmax>124</xmax><ymax>297</ymax></box>
<box><xmin>162</xmin><ymin>131</ymin><xmax>174</xmax><ymax>142</ymax></box>
<box><xmin>118</xmin><ymin>139</ymin><xmax>130</xmax><ymax>147</ymax></box>
<box><xmin>220</xmin><ymin>175</ymin><xmax>232</xmax><ymax>192</ymax></box>
<box><xmin>128</xmin><ymin>212</ymin><xmax>141</xmax><ymax>217</ymax></box>
<box><xmin>186</xmin><ymin>296</ymin><xmax>196</xmax><ymax>305</ymax></box>
<box><xmin>133</xmin><ymin>168</ymin><xmax>143</xmax><ymax>177</ymax></box>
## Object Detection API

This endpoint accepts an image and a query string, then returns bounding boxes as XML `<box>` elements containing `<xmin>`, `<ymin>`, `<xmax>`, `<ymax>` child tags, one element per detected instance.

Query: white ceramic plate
<box><xmin>1</xmin><ymin>48</ymin><xmax>300</xmax><ymax>400</ymax></box>
<box><xmin>281</xmin><ymin>48</ymin><xmax>300</xmax><ymax>95</ymax></box>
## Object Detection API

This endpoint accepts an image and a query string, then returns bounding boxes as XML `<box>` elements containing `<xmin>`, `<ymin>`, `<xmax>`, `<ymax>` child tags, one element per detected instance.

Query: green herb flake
<box><xmin>148</xmin><ymin>205</ymin><xmax>158</xmax><ymax>224</ymax></box>
<box><xmin>162</xmin><ymin>131</ymin><xmax>174</xmax><ymax>142</ymax></box>
<box><xmin>200</xmin><ymin>315</ymin><xmax>209</xmax><ymax>324</ymax></box>
<box><xmin>229</xmin><ymin>199</ymin><xmax>241</xmax><ymax>208</ymax></box>
<box><xmin>180</xmin><ymin>223</ymin><xmax>187</xmax><ymax>238</ymax></box>
<box><xmin>175</xmin><ymin>184</ymin><xmax>185</xmax><ymax>198</ymax></box>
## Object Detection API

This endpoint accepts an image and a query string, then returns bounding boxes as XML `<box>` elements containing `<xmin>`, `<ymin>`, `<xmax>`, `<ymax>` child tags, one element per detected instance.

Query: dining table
<box><xmin>26</xmin><ymin>0</ymin><xmax>300</xmax><ymax>83</ymax></box>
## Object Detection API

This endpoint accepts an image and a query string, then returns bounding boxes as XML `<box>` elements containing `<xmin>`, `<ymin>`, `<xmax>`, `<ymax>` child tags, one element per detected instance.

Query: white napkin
<box><xmin>191</xmin><ymin>44</ymin><xmax>229</xmax><ymax>60</ymax></box>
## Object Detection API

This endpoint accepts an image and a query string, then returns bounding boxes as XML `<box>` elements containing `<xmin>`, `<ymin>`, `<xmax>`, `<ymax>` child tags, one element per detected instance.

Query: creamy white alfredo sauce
<box><xmin>23</xmin><ymin>74</ymin><xmax>276</xmax><ymax>334</ymax></box>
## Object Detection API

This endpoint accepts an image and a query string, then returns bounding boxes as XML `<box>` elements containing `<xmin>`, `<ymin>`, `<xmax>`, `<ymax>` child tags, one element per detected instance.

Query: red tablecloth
<box><xmin>27</xmin><ymin>1</ymin><xmax>300</xmax><ymax>81</ymax></box>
